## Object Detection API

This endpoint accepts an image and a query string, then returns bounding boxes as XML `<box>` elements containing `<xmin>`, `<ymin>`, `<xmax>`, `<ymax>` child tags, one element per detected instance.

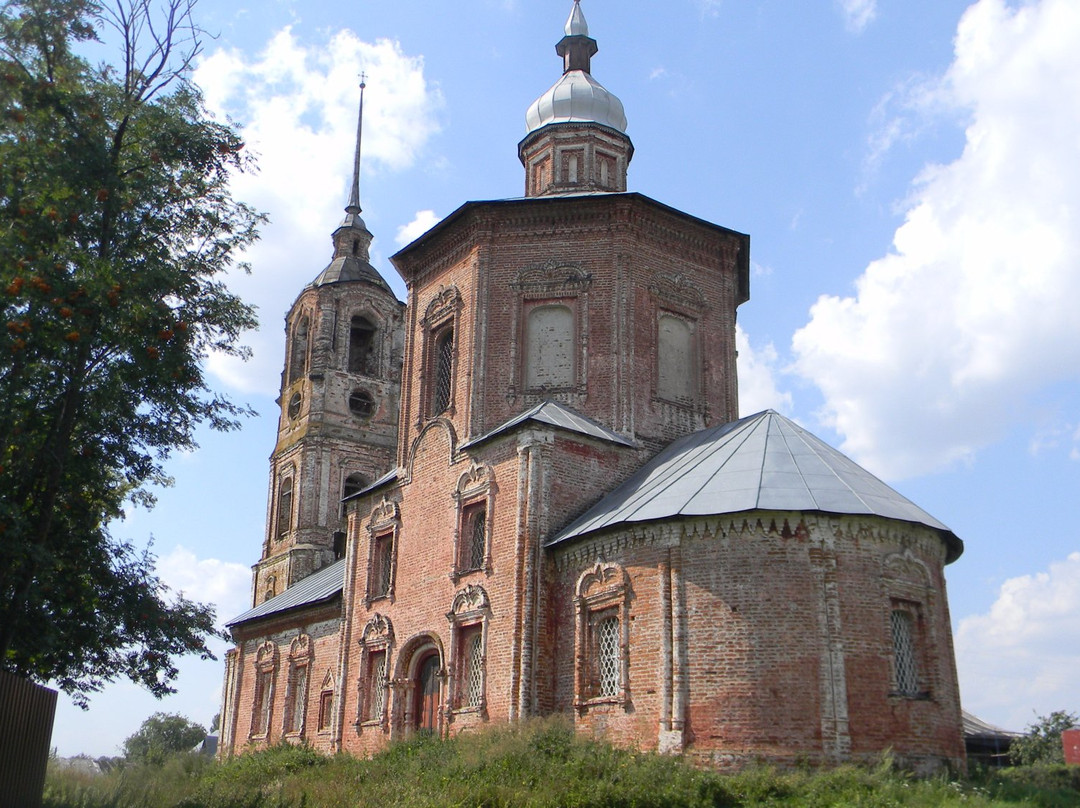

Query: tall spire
<box><xmin>319</xmin><ymin>75</ymin><xmax>389</xmax><ymax>291</ymax></box>
<box><xmin>346</xmin><ymin>74</ymin><xmax>366</xmax><ymax>214</ymax></box>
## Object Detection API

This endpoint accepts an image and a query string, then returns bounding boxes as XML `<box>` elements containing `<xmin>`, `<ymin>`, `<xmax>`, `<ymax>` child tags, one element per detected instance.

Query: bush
<box><xmin>44</xmin><ymin>719</ymin><xmax>1080</xmax><ymax>808</ymax></box>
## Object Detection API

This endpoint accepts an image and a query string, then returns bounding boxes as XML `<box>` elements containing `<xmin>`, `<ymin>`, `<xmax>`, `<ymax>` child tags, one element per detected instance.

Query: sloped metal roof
<box><xmin>459</xmin><ymin>400</ymin><xmax>637</xmax><ymax>452</ymax></box>
<box><xmin>308</xmin><ymin>254</ymin><xmax>393</xmax><ymax>292</ymax></box>
<box><xmin>547</xmin><ymin>409</ymin><xmax>962</xmax><ymax>562</ymax></box>
<box><xmin>963</xmin><ymin>710</ymin><xmax>1021</xmax><ymax>739</ymax></box>
<box><xmin>226</xmin><ymin>559</ymin><xmax>346</xmax><ymax>628</ymax></box>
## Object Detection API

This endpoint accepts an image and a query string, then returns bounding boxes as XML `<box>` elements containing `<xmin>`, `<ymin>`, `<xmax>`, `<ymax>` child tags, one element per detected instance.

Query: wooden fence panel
<box><xmin>0</xmin><ymin>669</ymin><xmax>57</xmax><ymax>808</ymax></box>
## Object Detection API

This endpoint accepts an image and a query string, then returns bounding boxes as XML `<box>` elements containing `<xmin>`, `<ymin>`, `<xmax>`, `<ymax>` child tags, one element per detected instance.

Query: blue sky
<box><xmin>52</xmin><ymin>0</ymin><xmax>1080</xmax><ymax>757</ymax></box>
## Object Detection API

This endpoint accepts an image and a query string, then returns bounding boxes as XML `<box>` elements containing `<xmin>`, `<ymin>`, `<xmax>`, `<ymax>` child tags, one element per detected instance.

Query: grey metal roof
<box><xmin>963</xmin><ymin>710</ymin><xmax>1021</xmax><ymax>739</ymax></box>
<box><xmin>308</xmin><ymin>254</ymin><xmax>392</xmax><ymax>292</ymax></box>
<box><xmin>547</xmin><ymin>409</ymin><xmax>962</xmax><ymax>562</ymax></box>
<box><xmin>460</xmin><ymin>400</ymin><xmax>637</xmax><ymax>452</ymax></box>
<box><xmin>226</xmin><ymin>559</ymin><xmax>346</xmax><ymax>628</ymax></box>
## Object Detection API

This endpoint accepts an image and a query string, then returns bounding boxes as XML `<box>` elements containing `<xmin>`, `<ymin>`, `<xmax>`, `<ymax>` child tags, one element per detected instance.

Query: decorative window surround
<box><xmin>884</xmin><ymin>550</ymin><xmax>935</xmax><ymax>700</ymax></box>
<box><xmin>283</xmin><ymin>634</ymin><xmax>312</xmax><ymax>736</ymax></box>
<box><xmin>250</xmin><ymin>641</ymin><xmax>278</xmax><ymax>739</ymax></box>
<box><xmin>450</xmin><ymin>460</ymin><xmax>496</xmax><ymax>580</ymax></box>
<box><xmin>356</xmin><ymin>614</ymin><xmax>394</xmax><ymax>732</ymax></box>
<box><xmin>365</xmin><ymin>498</ymin><xmax>400</xmax><ymax>604</ymax></box>
<box><xmin>419</xmin><ymin>286</ymin><xmax>461</xmax><ymax>422</ymax></box>
<box><xmin>573</xmin><ymin>561</ymin><xmax>630</xmax><ymax>710</ymax></box>
<box><xmin>507</xmin><ymin>262</ymin><xmax>592</xmax><ymax>404</ymax></box>
<box><xmin>446</xmin><ymin>584</ymin><xmax>491</xmax><ymax>718</ymax></box>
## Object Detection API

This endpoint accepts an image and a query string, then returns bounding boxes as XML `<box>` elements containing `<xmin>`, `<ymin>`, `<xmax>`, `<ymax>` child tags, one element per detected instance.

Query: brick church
<box><xmin>218</xmin><ymin>1</ymin><xmax>966</xmax><ymax>770</ymax></box>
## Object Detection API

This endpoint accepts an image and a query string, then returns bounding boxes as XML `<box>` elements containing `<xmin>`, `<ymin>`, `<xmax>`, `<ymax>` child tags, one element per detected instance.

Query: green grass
<box><xmin>43</xmin><ymin>719</ymin><xmax>1080</xmax><ymax>808</ymax></box>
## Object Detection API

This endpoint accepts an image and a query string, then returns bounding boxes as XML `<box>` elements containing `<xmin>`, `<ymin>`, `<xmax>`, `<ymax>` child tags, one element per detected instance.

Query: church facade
<box><xmin>218</xmin><ymin>1</ymin><xmax>966</xmax><ymax>771</ymax></box>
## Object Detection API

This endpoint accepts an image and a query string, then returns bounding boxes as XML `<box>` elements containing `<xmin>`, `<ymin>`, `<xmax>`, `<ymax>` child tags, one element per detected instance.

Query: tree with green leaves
<box><xmin>1009</xmin><ymin>710</ymin><xmax>1079</xmax><ymax>766</ymax></box>
<box><xmin>122</xmin><ymin>711</ymin><xmax>206</xmax><ymax>765</ymax></box>
<box><xmin>0</xmin><ymin>0</ymin><xmax>261</xmax><ymax>705</ymax></box>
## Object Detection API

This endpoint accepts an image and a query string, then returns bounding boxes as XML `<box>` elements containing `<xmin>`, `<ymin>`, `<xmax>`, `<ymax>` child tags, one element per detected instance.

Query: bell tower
<box><xmin>252</xmin><ymin>80</ymin><xmax>405</xmax><ymax>602</ymax></box>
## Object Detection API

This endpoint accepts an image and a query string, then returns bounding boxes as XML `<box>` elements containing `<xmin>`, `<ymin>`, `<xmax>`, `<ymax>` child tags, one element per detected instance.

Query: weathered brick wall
<box><xmin>391</xmin><ymin>194</ymin><xmax>747</xmax><ymax>456</ymax></box>
<box><xmin>548</xmin><ymin>512</ymin><xmax>964</xmax><ymax>770</ymax></box>
<box><xmin>223</xmin><ymin>606</ymin><xmax>343</xmax><ymax>755</ymax></box>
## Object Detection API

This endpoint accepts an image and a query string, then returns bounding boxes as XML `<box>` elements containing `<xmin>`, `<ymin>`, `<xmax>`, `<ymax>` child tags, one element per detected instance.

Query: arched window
<box><xmin>447</xmin><ymin>585</ymin><xmax>490</xmax><ymax>714</ymax></box>
<box><xmin>341</xmin><ymin>472</ymin><xmax>367</xmax><ymax>518</ymax></box>
<box><xmin>288</xmin><ymin>315</ymin><xmax>309</xmax><ymax>385</ymax></box>
<box><xmin>574</xmin><ymin>562</ymin><xmax>630</xmax><ymax>707</ymax></box>
<box><xmin>431</xmin><ymin>327</ymin><xmax>454</xmax><ymax>415</ymax></box>
<box><xmin>276</xmin><ymin>475</ymin><xmax>293</xmax><ymax>539</ymax></box>
<box><xmin>525</xmin><ymin>304</ymin><xmax>573</xmax><ymax>389</ymax></box>
<box><xmin>348</xmin><ymin>315</ymin><xmax>377</xmax><ymax>375</ymax></box>
<box><xmin>657</xmin><ymin>314</ymin><xmax>695</xmax><ymax>402</ymax></box>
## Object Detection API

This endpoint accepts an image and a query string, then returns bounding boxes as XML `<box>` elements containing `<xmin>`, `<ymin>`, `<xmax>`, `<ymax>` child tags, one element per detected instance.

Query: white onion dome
<box><xmin>525</xmin><ymin>71</ymin><xmax>627</xmax><ymax>134</ymax></box>
<box><xmin>525</xmin><ymin>0</ymin><xmax>627</xmax><ymax>135</ymax></box>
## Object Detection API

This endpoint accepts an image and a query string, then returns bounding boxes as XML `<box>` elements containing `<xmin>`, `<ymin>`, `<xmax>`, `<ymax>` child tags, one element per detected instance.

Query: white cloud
<box><xmin>792</xmin><ymin>0</ymin><xmax>1080</xmax><ymax>479</ymax></box>
<box><xmin>156</xmin><ymin>546</ymin><xmax>252</xmax><ymax>628</ymax></box>
<box><xmin>955</xmin><ymin>552</ymin><xmax>1080</xmax><ymax>731</ymax></box>
<box><xmin>395</xmin><ymin>209</ymin><xmax>442</xmax><ymax>247</ymax></box>
<box><xmin>192</xmin><ymin>29</ymin><xmax>443</xmax><ymax>395</ymax></box>
<box><xmin>50</xmin><ymin>547</ymin><xmax>252</xmax><ymax>758</ymax></box>
<box><xmin>838</xmin><ymin>0</ymin><xmax>877</xmax><ymax>33</ymax></box>
<box><xmin>736</xmin><ymin>325</ymin><xmax>793</xmax><ymax>416</ymax></box>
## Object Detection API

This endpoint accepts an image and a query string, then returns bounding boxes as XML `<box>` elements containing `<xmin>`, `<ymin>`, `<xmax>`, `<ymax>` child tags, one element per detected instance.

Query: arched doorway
<box><xmin>413</xmin><ymin>652</ymin><xmax>441</xmax><ymax>734</ymax></box>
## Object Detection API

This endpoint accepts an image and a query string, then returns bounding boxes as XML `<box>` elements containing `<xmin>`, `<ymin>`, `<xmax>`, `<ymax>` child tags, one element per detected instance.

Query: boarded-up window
<box><xmin>657</xmin><ymin>314</ymin><xmax>694</xmax><ymax>402</ymax></box>
<box><xmin>526</xmin><ymin>304</ymin><xmax>573</xmax><ymax>389</ymax></box>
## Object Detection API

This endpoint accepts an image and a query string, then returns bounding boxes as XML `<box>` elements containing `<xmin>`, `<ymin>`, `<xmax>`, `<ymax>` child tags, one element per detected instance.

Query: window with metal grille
<box><xmin>595</xmin><ymin>614</ymin><xmax>620</xmax><ymax>697</ymax></box>
<box><xmin>366</xmin><ymin>650</ymin><xmax>387</xmax><ymax>721</ymax></box>
<box><xmin>461</xmin><ymin>505</ymin><xmax>486</xmax><ymax>572</ymax></box>
<box><xmin>371</xmin><ymin>533</ymin><xmax>393</xmax><ymax>598</ymax></box>
<box><xmin>431</xmin><ymin>328</ymin><xmax>454</xmax><ymax>415</ymax></box>
<box><xmin>891</xmin><ymin>609</ymin><xmax>919</xmax><ymax>695</ymax></box>
<box><xmin>459</xmin><ymin>628</ymin><xmax>484</xmax><ymax>708</ymax></box>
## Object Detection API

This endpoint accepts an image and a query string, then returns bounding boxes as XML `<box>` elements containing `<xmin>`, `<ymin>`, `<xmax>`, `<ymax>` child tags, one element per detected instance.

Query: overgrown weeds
<box><xmin>44</xmin><ymin>718</ymin><xmax>1080</xmax><ymax>808</ymax></box>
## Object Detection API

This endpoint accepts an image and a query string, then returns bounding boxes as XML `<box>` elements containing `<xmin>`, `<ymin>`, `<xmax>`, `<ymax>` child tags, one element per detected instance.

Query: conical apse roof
<box><xmin>547</xmin><ymin>410</ymin><xmax>962</xmax><ymax>562</ymax></box>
